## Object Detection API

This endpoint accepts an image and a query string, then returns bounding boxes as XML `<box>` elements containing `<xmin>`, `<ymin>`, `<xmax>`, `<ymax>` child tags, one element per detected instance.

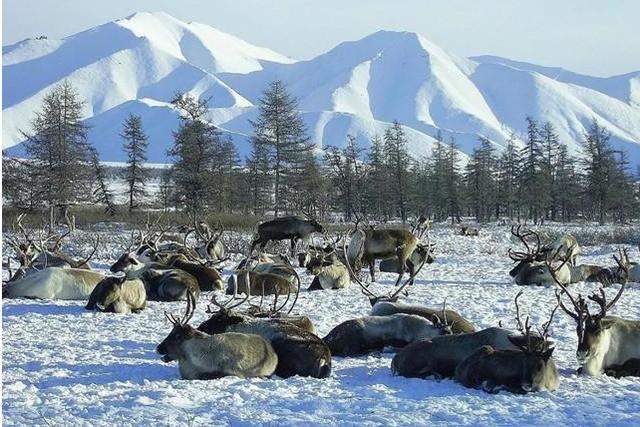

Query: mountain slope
<box><xmin>3</xmin><ymin>12</ymin><xmax>639</xmax><ymax>164</ymax></box>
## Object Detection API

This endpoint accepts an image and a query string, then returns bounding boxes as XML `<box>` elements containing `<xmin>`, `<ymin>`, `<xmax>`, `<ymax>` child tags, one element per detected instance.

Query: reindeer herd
<box><xmin>3</xmin><ymin>212</ymin><xmax>640</xmax><ymax>395</ymax></box>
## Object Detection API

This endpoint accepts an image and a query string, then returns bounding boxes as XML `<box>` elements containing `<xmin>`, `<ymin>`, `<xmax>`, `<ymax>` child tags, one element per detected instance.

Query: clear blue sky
<box><xmin>4</xmin><ymin>0</ymin><xmax>639</xmax><ymax>77</ymax></box>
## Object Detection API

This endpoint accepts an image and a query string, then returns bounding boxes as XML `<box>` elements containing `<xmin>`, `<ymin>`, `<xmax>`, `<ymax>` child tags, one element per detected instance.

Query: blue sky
<box><xmin>4</xmin><ymin>0</ymin><xmax>639</xmax><ymax>77</ymax></box>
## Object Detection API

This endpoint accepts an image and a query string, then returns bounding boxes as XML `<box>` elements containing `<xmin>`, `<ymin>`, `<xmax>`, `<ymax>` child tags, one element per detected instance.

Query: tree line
<box><xmin>3</xmin><ymin>80</ymin><xmax>639</xmax><ymax>225</ymax></box>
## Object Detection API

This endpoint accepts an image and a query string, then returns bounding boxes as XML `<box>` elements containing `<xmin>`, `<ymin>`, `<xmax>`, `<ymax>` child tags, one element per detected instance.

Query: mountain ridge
<box><xmin>3</xmin><ymin>11</ymin><xmax>639</xmax><ymax>164</ymax></box>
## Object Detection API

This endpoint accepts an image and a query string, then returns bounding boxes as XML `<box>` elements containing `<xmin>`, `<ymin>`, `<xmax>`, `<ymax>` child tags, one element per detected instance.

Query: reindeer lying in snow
<box><xmin>371</xmin><ymin>300</ymin><xmax>476</xmax><ymax>334</ymax></box>
<box><xmin>110</xmin><ymin>252</ymin><xmax>200</xmax><ymax>301</ymax></box>
<box><xmin>508</xmin><ymin>226</ymin><xmax>572</xmax><ymax>286</ymax></box>
<box><xmin>197</xmin><ymin>292</ymin><xmax>331</xmax><ymax>378</ymax></box>
<box><xmin>85</xmin><ymin>276</ymin><xmax>146</xmax><ymax>313</ymax></box>
<box><xmin>323</xmin><ymin>313</ymin><xmax>452</xmax><ymax>357</ymax></box>
<box><xmin>453</xmin><ymin>292</ymin><xmax>559</xmax><ymax>394</ymax></box>
<box><xmin>157</xmin><ymin>293</ymin><xmax>278</xmax><ymax>380</ymax></box>
<box><xmin>3</xmin><ymin>267</ymin><xmax>105</xmax><ymax>300</ymax></box>
<box><xmin>551</xmin><ymin>259</ymin><xmax>640</xmax><ymax>377</ymax></box>
<box><xmin>391</xmin><ymin>292</ymin><xmax>554</xmax><ymax>384</ymax></box>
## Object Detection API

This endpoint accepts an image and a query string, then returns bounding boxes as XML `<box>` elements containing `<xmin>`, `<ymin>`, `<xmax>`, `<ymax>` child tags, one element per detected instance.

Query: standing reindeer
<box><xmin>551</xmin><ymin>258</ymin><xmax>640</xmax><ymax>377</ymax></box>
<box><xmin>346</xmin><ymin>224</ymin><xmax>427</xmax><ymax>288</ymax></box>
<box><xmin>250</xmin><ymin>216</ymin><xmax>324</xmax><ymax>255</ymax></box>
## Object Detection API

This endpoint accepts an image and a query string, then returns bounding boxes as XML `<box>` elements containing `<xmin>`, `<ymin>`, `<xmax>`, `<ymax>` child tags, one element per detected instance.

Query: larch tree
<box><xmin>168</xmin><ymin>93</ymin><xmax>219</xmax><ymax>220</ymax></box>
<box><xmin>383</xmin><ymin>121</ymin><xmax>411</xmax><ymax>222</ymax></box>
<box><xmin>250</xmin><ymin>80</ymin><xmax>312</xmax><ymax>216</ymax></box>
<box><xmin>22</xmin><ymin>81</ymin><xmax>92</xmax><ymax>208</ymax></box>
<box><xmin>121</xmin><ymin>113</ymin><xmax>149</xmax><ymax>212</ymax></box>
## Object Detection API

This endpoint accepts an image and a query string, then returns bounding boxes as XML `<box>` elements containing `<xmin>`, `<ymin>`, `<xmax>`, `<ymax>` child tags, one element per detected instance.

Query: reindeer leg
<box><xmin>394</xmin><ymin>247</ymin><xmax>406</xmax><ymax>288</ymax></box>
<box><xmin>369</xmin><ymin>259</ymin><xmax>376</xmax><ymax>283</ymax></box>
<box><xmin>290</xmin><ymin>238</ymin><xmax>297</xmax><ymax>257</ymax></box>
<box><xmin>406</xmin><ymin>259</ymin><xmax>416</xmax><ymax>286</ymax></box>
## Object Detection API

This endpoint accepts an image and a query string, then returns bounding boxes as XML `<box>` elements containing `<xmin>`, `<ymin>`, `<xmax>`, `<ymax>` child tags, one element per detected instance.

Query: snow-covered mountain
<box><xmin>3</xmin><ymin>11</ymin><xmax>640</xmax><ymax>164</ymax></box>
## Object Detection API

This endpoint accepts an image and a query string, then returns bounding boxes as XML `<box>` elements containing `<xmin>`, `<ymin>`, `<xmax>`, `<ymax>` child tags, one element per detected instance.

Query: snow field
<box><xmin>2</xmin><ymin>225</ymin><xmax>640</xmax><ymax>425</ymax></box>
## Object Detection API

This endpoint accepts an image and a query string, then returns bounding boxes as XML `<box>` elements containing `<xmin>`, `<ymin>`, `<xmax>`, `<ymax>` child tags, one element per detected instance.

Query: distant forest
<box><xmin>3</xmin><ymin>80</ymin><xmax>639</xmax><ymax>225</ymax></box>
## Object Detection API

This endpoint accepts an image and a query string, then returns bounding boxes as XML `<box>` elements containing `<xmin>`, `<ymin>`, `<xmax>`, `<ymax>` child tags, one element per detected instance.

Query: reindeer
<box><xmin>187</xmin><ymin>220</ymin><xmax>226</xmax><ymax>262</ymax></box>
<box><xmin>323</xmin><ymin>313</ymin><xmax>452</xmax><ymax>357</ymax></box>
<box><xmin>157</xmin><ymin>293</ymin><xmax>278</xmax><ymax>380</ymax></box>
<box><xmin>453</xmin><ymin>291</ymin><xmax>559</xmax><ymax>394</ymax></box>
<box><xmin>581</xmin><ymin>249</ymin><xmax>632</xmax><ymax>286</ymax></box>
<box><xmin>85</xmin><ymin>276</ymin><xmax>146</xmax><ymax>313</ymax></box>
<box><xmin>508</xmin><ymin>225</ymin><xmax>571</xmax><ymax>286</ymax></box>
<box><xmin>226</xmin><ymin>269</ymin><xmax>300</xmax><ymax>298</ymax></box>
<box><xmin>3</xmin><ymin>267</ymin><xmax>105</xmax><ymax>300</ymax></box>
<box><xmin>343</xmin><ymin>235</ymin><xmax>428</xmax><ymax>306</ymax></box>
<box><xmin>370</xmin><ymin>300</ymin><xmax>476</xmax><ymax>334</ymax></box>
<box><xmin>161</xmin><ymin>253</ymin><xmax>223</xmax><ymax>291</ymax></box>
<box><xmin>197</xmin><ymin>292</ymin><xmax>331</xmax><ymax>378</ymax></box>
<box><xmin>302</xmin><ymin>240</ymin><xmax>351</xmax><ymax>291</ymax></box>
<box><xmin>541</xmin><ymin>234</ymin><xmax>581</xmax><ymax>266</ymax></box>
<box><xmin>346</xmin><ymin>226</ymin><xmax>422</xmax><ymax>288</ymax></box>
<box><xmin>391</xmin><ymin>293</ymin><xmax>552</xmax><ymax>380</ymax></box>
<box><xmin>551</xmin><ymin>259</ymin><xmax>640</xmax><ymax>377</ymax></box>
<box><xmin>250</xmin><ymin>216</ymin><xmax>324</xmax><ymax>255</ymax></box>
<box><xmin>4</xmin><ymin>214</ymin><xmax>98</xmax><ymax>281</ymax></box>
<box><xmin>110</xmin><ymin>252</ymin><xmax>200</xmax><ymax>301</ymax></box>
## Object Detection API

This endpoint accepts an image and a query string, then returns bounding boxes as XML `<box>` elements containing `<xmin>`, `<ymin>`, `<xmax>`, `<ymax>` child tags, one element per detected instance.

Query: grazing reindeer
<box><xmin>508</xmin><ymin>225</ymin><xmax>571</xmax><ymax>286</ymax></box>
<box><xmin>323</xmin><ymin>313</ymin><xmax>452</xmax><ymax>357</ymax></box>
<box><xmin>197</xmin><ymin>293</ymin><xmax>331</xmax><ymax>378</ymax></box>
<box><xmin>371</xmin><ymin>300</ymin><xmax>476</xmax><ymax>334</ymax></box>
<box><xmin>3</xmin><ymin>267</ymin><xmax>105</xmax><ymax>300</ymax></box>
<box><xmin>110</xmin><ymin>252</ymin><xmax>200</xmax><ymax>301</ymax></box>
<box><xmin>551</xmin><ymin>261</ymin><xmax>640</xmax><ymax>377</ymax></box>
<box><xmin>157</xmin><ymin>293</ymin><xmax>278</xmax><ymax>380</ymax></box>
<box><xmin>250</xmin><ymin>216</ymin><xmax>324</xmax><ymax>255</ymax></box>
<box><xmin>85</xmin><ymin>276</ymin><xmax>146</xmax><ymax>313</ymax></box>
<box><xmin>454</xmin><ymin>291</ymin><xmax>559</xmax><ymax>394</ymax></box>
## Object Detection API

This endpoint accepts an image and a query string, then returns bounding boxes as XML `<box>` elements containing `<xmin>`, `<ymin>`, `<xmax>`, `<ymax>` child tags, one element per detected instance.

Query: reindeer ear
<box><xmin>542</xmin><ymin>346</ymin><xmax>555</xmax><ymax>360</ymax></box>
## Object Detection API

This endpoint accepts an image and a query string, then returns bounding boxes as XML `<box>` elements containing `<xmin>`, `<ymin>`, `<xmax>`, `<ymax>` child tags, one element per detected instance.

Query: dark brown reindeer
<box><xmin>551</xmin><ymin>258</ymin><xmax>640</xmax><ymax>377</ymax></box>
<box><xmin>454</xmin><ymin>291</ymin><xmax>559</xmax><ymax>394</ymax></box>
<box><xmin>157</xmin><ymin>292</ymin><xmax>278</xmax><ymax>380</ymax></box>
<box><xmin>250</xmin><ymin>216</ymin><xmax>324</xmax><ymax>256</ymax></box>
<box><xmin>391</xmin><ymin>293</ymin><xmax>552</xmax><ymax>380</ymax></box>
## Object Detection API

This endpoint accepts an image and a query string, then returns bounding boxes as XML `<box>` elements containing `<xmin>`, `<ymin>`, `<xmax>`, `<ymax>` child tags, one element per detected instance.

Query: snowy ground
<box><xmin>3</xmin><ymin>225</ymin><xmax>640</xmax><ymax>426</ymax></box>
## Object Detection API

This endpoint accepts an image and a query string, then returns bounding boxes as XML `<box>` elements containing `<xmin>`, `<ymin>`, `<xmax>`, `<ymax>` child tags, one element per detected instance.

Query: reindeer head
<box><xmin>508</xmin><ymin>226</ymin><xmax>545</xmax><ymax>272</ymax></box>
<box><xmin>109</xmin><ymin>252</ymin><xmax>144</xmax><ymax>273</ymax></box>
<box><xmin>157</xmin><ymin>292</ymin><xmax>201</xmax><ymax>362</ymax></box>
<box><xmin>550</xmin><ymin>252</ymin><xmax>626</xmax><ymax>367</ymax></box>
